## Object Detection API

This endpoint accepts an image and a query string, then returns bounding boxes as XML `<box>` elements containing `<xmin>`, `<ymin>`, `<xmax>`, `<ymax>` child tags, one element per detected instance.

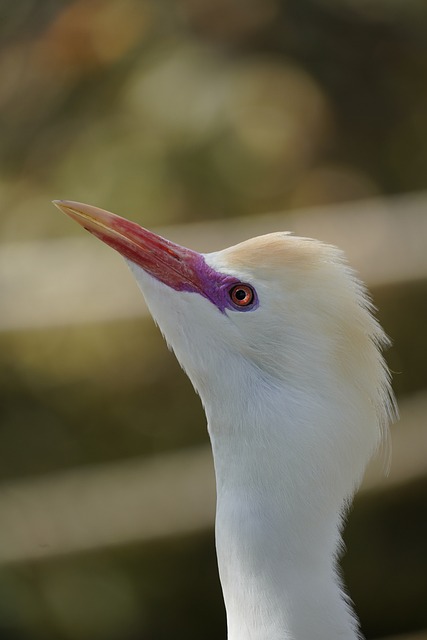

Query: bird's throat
<box><xmin>209</xmin><ymin>420</ymin><xmax>361</xmax><ymax>640</ymax></box>
<box><xmin>214</xmin><ymin>488</ymin><xmax>359</xmax><ymax>640</ymax></box>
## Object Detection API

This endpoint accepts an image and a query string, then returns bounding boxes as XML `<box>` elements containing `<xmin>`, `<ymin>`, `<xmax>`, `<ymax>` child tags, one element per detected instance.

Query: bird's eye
<box><xmin>229</xmin><ymin>284</ymin><xmax>255</xmax><ymax>308</ymax></box>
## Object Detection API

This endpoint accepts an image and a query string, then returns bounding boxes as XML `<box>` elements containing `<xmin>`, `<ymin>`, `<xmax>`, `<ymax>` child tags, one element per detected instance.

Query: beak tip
<box><xmin>53</xmin><ymin>200</ymin><xmax>82</xmax><ymax>217</ymax></box>
<box><xmin>52</xmin><ymin>199</ymin><xmax>67</xmax><ymax>213</ymax></box>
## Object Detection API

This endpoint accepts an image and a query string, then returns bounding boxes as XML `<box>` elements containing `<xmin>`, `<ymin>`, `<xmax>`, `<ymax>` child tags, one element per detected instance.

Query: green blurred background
<box><xmin>0</xmin><ymin>1</ymin><xmax>426</xmax><ymax>639</ymax></box>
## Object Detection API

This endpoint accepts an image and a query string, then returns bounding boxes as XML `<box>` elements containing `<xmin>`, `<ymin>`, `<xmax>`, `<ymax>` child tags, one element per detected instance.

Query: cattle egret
<box><xmin>54</xmin><ymin>200</ymin><xmax>395</xmax><ymax>640</ymax></box>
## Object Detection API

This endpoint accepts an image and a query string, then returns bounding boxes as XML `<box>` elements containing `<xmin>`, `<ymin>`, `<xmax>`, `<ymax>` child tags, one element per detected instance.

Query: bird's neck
<box><xmin>207</xmin><ymin>401</ymin><xmax>361</xmax><ymax>640</ymax></box>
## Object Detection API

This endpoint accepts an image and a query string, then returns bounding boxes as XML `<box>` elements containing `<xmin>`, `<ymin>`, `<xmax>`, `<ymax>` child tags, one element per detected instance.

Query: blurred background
<box><xmin>0</xmin><ymin>0</ymin><xmax>426</xmax><ymax>638</ymax></box>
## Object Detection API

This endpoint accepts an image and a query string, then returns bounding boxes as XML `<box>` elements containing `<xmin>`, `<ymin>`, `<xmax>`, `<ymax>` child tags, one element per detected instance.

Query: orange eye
<box><xmin>230</xmin><ymin>284</ymin><xmax>255</xmax><ymax>307</ymax></box>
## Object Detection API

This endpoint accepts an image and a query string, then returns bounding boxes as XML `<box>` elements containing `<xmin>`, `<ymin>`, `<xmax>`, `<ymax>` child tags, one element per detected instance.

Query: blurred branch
<box><xmin>1</xmin><ymin>191</ymin><xmax>427</xmax><ymax>331</ymax></box>
<box><xmin>0</xmin><ymin>392</ymin><xmax>425</xmax><ymax>564</ymax></box>
<box><xmin>0</xmin><ymin>446</ymin><xmax>215</xmax><ymax>564</ymax></box>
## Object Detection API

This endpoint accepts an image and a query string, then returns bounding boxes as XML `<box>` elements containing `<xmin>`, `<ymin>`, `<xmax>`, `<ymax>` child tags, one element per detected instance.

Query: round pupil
<box><xmin>230</xmin><ymin>284</ymin><xmax>254</xmax><ymax>307</ymax></box>
<box><xmin>235</xmin><ymin>289</ymin><xmax>247</xmax><ymax>300</ymax></box>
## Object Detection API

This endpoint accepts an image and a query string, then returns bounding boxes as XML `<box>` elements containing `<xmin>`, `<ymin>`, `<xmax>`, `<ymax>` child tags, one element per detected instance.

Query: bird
<box><xmin>54</xmin><ymin>199</ymin><xmax>396</xmax><ymax>640</ymax></box>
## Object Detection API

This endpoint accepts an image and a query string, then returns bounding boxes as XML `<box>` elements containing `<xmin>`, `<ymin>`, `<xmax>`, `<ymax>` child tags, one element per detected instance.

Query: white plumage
<box><xmin>55</xmin><ymin>200</ymin><xmax>396</xmax><ymax>640</ymax></box>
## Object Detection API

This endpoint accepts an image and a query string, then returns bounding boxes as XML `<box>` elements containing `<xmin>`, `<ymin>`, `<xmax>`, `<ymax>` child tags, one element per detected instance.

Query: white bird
<box><xmin>54</xmin><ymin>200</ymin><xmax>395</xmax><ymax>640</ymax></box>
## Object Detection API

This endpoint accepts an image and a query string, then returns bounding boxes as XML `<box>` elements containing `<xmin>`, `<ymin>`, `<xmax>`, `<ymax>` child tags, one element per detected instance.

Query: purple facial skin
<box><xmin>165</xmin><ymin>251</ymin><xmax>259</xmax><ymax>313</ymax></box>
<box><xmin>53</xmin><ymin>200</ymin><xmax>259</xmax><ymax>314</ymax></box>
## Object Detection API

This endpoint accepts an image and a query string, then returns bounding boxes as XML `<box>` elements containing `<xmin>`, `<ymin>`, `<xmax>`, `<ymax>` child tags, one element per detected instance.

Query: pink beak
<box><xmin>53</xmin><ymin>200</ymin><xmax>248</xmax><ymax>313</ymax></box>
<box><xmin>53</xmin><ymin>200</ymin><xmax>206</xmax><ymax>294</ymax></box>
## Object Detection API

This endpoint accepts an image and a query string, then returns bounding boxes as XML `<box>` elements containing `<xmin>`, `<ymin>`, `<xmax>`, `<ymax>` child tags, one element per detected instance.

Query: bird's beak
<box><xmin>53</xmin><ymin>200</ymin><xmax>205</xmax><ymax>294</ymax></box>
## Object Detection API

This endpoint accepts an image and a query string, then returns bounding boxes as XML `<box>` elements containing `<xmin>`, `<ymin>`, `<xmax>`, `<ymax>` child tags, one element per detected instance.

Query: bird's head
<box><xmin>54</xmin><ymin>200</ymin><xmax>395</xmax><ymax>501</ymax></box>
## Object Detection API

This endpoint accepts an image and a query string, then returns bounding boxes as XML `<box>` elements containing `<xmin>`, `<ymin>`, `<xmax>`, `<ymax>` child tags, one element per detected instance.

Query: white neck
<box><xmin>129</xmin><ymin>273</ymin><xmax>384</xmax><ymax>640</ymax></box>
<box><xmin>203</xmin><ymin>377</ymin><xmax>365</xmax><ymax>640</ymax></box>
<box><xmin>215</xmin><ymin>491</ymin><xmax>358</xmax><ymax>639</ymax></box>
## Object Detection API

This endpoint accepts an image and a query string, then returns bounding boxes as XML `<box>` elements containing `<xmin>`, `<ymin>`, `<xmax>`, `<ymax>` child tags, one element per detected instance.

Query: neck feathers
<box><xmin>205</xmin><ymin>366</ymin><xmax>385</xmax><ymax>640</ymax></box>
